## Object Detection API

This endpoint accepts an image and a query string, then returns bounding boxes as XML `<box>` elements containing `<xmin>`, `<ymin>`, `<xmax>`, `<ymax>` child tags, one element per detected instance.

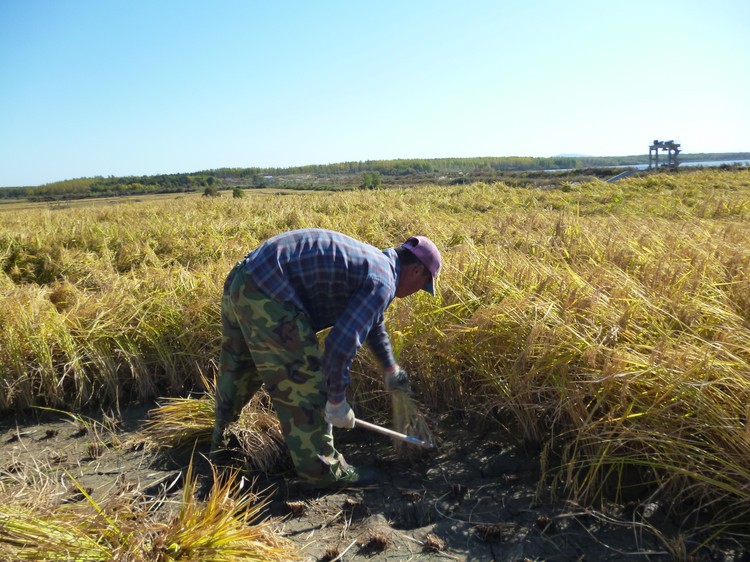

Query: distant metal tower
<box><xmin>649</xmin><ymin>140</ymin><xmax>681</xmax><ymax>169</ymax></box>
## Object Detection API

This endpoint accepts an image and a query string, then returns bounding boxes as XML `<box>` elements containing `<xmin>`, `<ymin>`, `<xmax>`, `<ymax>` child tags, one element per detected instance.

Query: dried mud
<box><xmin>1</xmin><ymin>406</ymin><xmax>747</xmax><ymax>561</ymax></box>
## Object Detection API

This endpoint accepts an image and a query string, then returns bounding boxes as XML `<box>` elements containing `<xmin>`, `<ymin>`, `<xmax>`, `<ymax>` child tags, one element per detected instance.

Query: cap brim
<box><xmin>422</xmin><ymin>276</ymin><xmax>435</xmax><ymax>296</ymax></box>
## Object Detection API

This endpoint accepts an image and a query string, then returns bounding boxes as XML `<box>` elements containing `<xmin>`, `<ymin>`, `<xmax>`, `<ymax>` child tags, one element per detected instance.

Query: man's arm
<box><xmin>323</xmin><ymin>283</ymin><xmax>391</xmax><ymax>403</ymax></box>
<box><xmin>365</xmin><ymin>315</ymin><xmax>397</xmax><ymax>372</ymax></box>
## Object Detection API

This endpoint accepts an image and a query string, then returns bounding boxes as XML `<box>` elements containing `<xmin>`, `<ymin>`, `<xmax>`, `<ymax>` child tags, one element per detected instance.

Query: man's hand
<box><xmin>325</xmin><ymin>400</ymin><xmax>355</xmax><ymax>428</ymax></box>
<box><xmin>384</xmin><ymin>365</ymin><xmax>411</xmax><ymax>393</ymax></box>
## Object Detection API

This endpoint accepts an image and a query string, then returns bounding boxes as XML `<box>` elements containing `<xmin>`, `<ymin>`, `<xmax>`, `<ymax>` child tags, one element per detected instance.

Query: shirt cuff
<box><xmin>327</xmin><ymin>389</ymin><xmax>347</xmax><ymax>404</ymax></box>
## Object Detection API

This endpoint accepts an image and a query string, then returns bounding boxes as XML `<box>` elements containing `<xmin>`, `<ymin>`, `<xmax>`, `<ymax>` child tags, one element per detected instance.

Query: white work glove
<box><xmin>384</xmin><ymin>365</ymin><xmax>411</xmax><ymax>393</ymax></box>
<box><xmin>325</xmin><ymin>400</ymin><xmax>355</xmax><ymax>429</ymax></box>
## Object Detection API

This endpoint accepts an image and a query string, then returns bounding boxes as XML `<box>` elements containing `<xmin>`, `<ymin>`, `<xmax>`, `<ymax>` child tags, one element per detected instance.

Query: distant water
<box><xmin>547</xmin><ymin>159</ymin><xmax>750</xmax><ymax>172</ymax></box>
<box><xmin>679</xmin><ymin>159</ymin><xmax>750</xmax><ymax>168</ymax></box>
<box><xmin>630</xmin><ymin>159</ymin><xmax>750</xmax><ymax>170</ymax></box>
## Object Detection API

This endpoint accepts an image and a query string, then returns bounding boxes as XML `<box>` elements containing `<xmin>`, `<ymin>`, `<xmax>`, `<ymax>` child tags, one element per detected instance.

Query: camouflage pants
<box><xmin>212</xmin><ymin>262</ymin><xmax>349</xmax><ymax>485</ymax></box>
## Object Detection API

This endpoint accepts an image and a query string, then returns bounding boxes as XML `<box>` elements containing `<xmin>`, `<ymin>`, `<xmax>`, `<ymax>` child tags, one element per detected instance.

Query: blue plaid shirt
<box><xmin>243</xmin><ymin>229</ymin><xmax>400</xmax><ymax>403</ymax></box>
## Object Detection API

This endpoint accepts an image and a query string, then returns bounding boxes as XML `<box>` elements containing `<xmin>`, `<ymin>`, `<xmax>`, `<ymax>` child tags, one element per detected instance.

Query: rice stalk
<box><xmin>150</xmin><ymin>462</ymin><xmax>296</xmax><ymax>561</ymax></box>
<box><xmin>230</xmin><ymin>394</ymin><xmax>290</xmax><ymax>473</ymax></box>
<box><xmin>0</xmin><ymin>504</ymin><xmax>117</xmax><ymax>560</ymax></box>
<box><xmin>0</xmin><ymin>458</ymin><xmax>297</xmax><ymax>560</ymax></box>
<box><xmin>142</xmin><ymin>396</ymin><xmax>216</xmax><ymax>452</ymax></box>
<box><xmin>391</xmin><ymin>389</ymin><xmax>436</xmax><ymax>457</ymax></box>
<box><xmin>2</xmin><ymin>170</ymin><xmax>750</xmax><ymax>541</ymax></box>
<box><xmin>140</xmin><ymin>376</ymin><xmax>289</xmax><ymax>472</ymax></box>
<box><xmin>0</xmin><ymin>467</ymin><xmax>153</xmax><ymax>560</ymax></box>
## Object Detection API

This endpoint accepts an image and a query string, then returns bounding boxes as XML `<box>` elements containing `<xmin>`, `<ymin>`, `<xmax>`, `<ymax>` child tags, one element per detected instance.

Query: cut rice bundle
<box><xmin>142</xmin><ymin>388</ymin><xmax>290</xmax><ymax>472</ymax></box>
<box><xmin>390</xmin><ymin>389</ymin><xmax>436</xmax><ymax>457</ymax></box>
<box><xmin>230</xmin><ymin>394</ymin><xmax>291</xmax><ymax>473</ymax></box>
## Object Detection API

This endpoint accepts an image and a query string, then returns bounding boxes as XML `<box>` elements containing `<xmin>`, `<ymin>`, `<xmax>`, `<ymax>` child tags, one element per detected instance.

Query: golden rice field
<box><xmin>1</xmin><ymin>168</ymin><xmax>749</xmax><ymax>554</ymax></box>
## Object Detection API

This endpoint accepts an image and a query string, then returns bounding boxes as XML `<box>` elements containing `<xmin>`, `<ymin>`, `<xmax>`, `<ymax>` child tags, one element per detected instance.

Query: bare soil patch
<box><xmin>1</xmin><ymin>406</ymin><xmax>746</xmax><ymax>561</ymax></box>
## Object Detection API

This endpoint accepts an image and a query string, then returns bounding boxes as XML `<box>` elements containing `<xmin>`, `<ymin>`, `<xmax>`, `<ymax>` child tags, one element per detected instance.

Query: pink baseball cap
<box><xmin>402</xmin><ymin>236</ymin><xmax>441</xmax><ymax>295</ymax></box>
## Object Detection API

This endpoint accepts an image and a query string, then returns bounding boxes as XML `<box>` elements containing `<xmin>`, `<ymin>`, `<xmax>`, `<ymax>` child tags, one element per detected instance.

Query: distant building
<box><xmin>649</xmin><ymin>140</ymin><xmax>681</xmax><ymax>169</ymax></box>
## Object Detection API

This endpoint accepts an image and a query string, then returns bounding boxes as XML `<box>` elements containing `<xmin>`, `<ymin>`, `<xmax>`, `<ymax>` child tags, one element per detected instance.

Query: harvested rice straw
<box><xmin>391</xmin><ymin>389</ymin><xmax>435</xmax><ymax>457</ymax></box>
<box><xmin>142</xmin><ymin>388</ymin><xmax>290</xmax><ymax>472</ymax></box>
<box><xmin>230</xmin><ymin>396</ymin><xmax>291</xmax><ymax>473</ymax></box>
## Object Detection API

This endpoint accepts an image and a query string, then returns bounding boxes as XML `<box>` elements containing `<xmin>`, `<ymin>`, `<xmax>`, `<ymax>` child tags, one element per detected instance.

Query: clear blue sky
<box><xmin>1</xmin><ymin>0</ymin><xmax>748</xmax><ymax>187</ymax></box>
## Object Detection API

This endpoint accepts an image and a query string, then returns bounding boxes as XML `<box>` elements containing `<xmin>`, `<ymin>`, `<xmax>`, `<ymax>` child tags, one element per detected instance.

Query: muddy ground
<box><xmin>1</xmin><ymin>405</ymin><xmax>747</xmax><ymax>561</ymax></box>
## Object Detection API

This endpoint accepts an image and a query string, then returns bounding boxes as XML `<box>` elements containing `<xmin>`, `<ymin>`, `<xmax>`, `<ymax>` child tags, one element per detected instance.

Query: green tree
<box><xmin>203</xmin><ymin>186</ymin><xmax>219</xmax><ymax>197</ymax></box>
<box><xmin>232</xmin><ymin>188</ymin><xmax>245</xmax><ymax>198</ymax></box>
<box><xmin>360</xmin><ymin>171</ymin><xmax>382</xmax><ymax>190</ymax></box>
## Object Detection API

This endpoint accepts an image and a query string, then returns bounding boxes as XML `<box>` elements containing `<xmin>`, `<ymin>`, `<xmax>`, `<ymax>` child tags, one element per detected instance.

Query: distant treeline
<box><xmin>208</xmin><ymin>152</ymin><xmax>750</xmax><ymax>177</ymax></box>
<box><xmin>2</xmin><ymin>153</ymin><xmax>748</xmax><ymax>202</ymax></box>
<box><xmin>216</xmin><ymin>156</ymin><xmax>623</xmax><ymax>177</ymax></box>
<box><xmin>0</xmin><ymin>173</ymin><xmax>222</xmax><ymax>202</ymax></box>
